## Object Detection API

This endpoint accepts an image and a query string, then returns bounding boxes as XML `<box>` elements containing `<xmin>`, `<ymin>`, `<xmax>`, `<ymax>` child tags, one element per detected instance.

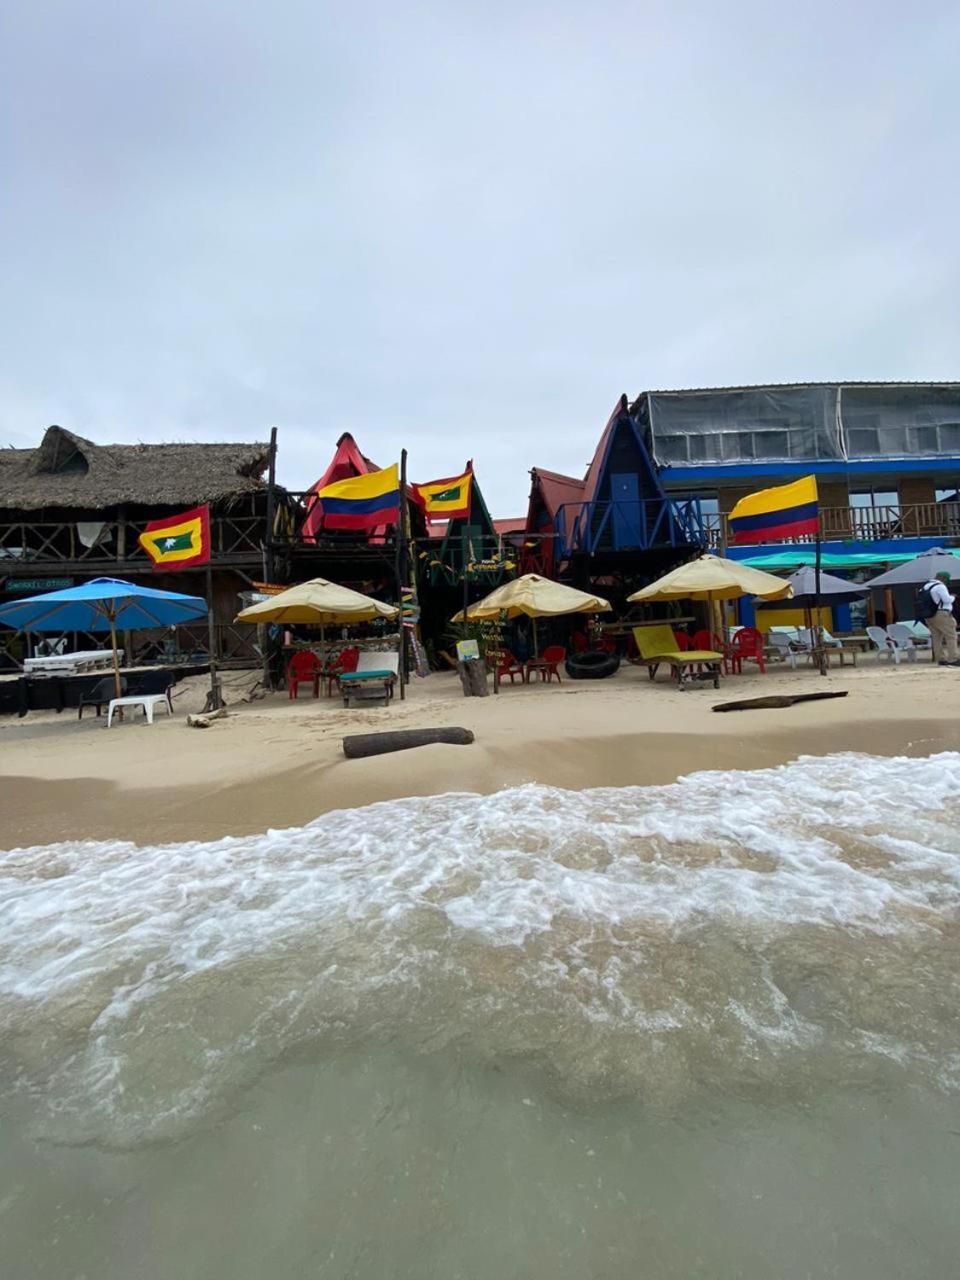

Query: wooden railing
<box><xmin>713</xmin><ymin>502</ymin><xmax>960</xmax><ymax>549</ymax></box>
<box><xmin>0</xmin><ymin>512</ymin><xmax>264</xmax><ymax>568</ymax></box>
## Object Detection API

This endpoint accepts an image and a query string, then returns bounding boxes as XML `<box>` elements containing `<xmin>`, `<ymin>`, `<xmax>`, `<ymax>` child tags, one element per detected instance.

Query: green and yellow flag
<box><xmin>413</xmin><ymin>464</ymin><xmax>473</xmax><ymax>522</ymax></box>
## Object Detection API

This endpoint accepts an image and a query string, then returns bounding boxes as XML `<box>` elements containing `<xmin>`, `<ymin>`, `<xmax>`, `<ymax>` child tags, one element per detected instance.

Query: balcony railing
<box><xmin>0</xmin><ymin>512</ymin><xmax>265</xmax><ymax>569</ymax></box>
<box><xmin>712</xmin><ymin>501</ymin><xmax>960</xmax><ymax>550</ymax></box>
<box><xmin>554</xmin><ymin>498</ymin><xmax>707</xmax><ymax>558</ymax></box>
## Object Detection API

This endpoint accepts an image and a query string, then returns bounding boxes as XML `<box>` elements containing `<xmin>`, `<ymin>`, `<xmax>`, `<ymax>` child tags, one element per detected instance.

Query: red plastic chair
<box><xmin>571</xmin><ymin>630</ymin><xmax>589</xmax><ymax>653</ymax></box>
<box><xmin>532</xmin><ymin>644</ymin><xmax>566</xmax><ymax>684</ymax></box>
<box><xmin>497</xmin><ymin>649</ymin><xmax>525</xmax><ymax>684</ymax></box>
<box><xmin>672</xmin><ymin>631</ymin><xmax>692</xmax><ymax>651</ymax></box>
<box><xmin>729</xmin><ymin>627</ymin><xmax>766</xmax><ymax>675</ymax></box>
<box><xmin>287</xmin><ymin>651</ymin><xmax>322</xmax><ymax>699</ymax></box>
<box><xmin>326</xmin><ymin>645</ymin><xmax>360</xmax><ymax>696</ymax></box>
<box><xmin>693</xmin><ymin>627</ymin><xmax>732</xmax><ymax>674</ymax></box>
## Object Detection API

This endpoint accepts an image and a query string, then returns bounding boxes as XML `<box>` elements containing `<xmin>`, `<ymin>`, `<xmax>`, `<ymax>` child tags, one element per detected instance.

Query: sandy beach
<box><xmin>3</xmin><ymin>659</ymin><xmax>958</xmax><ymax>847</ymax></box>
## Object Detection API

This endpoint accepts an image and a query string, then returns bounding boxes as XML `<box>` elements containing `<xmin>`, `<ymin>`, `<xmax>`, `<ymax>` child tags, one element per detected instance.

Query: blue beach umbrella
<box><xmin>0</xmin><ymin>576</ymin><xmax>207</xmax><ymax>696</ymax></box>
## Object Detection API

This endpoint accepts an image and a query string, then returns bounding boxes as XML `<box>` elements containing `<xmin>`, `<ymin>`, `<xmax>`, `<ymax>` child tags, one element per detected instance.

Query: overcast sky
<box><xmin>2</xmin><ymin>2</ymin><xmax>958</xmax><ymax>515</ymax></box>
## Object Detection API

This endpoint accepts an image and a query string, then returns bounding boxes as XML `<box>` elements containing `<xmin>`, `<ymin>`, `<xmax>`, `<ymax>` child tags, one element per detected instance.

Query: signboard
<box><xmin>456</xmin><ymin>639</ymin><xmax>480</xmax><ymax>662</ymax></box>
<box><xmin>4</xmin><ymin>577</ymin><xmax>74</xmax><ymax>594</ymax></box>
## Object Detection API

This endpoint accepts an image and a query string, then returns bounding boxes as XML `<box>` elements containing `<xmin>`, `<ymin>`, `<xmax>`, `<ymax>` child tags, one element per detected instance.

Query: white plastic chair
<box><xmin>867</xmin><ymin>625</ymin><xmax>903</xmax><ymax>664</ymax></box>
<box><xmin>892</xmin><ymin>621</ymin><xmax>932</xmax><ymax>649</ymax></box>
<box><xmin>767</xmin><ymin>631</ymin><xmax>799</xmax><ymax>669</ymax></box>
<box><xmin>885</xmin><ymin>624</ymin><xmax>920</xmax><ymax>662</ymax></box>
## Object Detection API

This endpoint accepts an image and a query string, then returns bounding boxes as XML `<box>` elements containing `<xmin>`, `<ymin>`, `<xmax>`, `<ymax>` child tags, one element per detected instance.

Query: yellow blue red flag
<box><xmin>316</xmin><ymin>463</ymin><xmax>400</xmax><ymax>530</ymax></box>
<box><xmin>138</xmin><ymin>505</ymin><xmax>211</xmax><ymax>570</ymax></box>
<box><xmin>413</xmin><ymin>464</ymin><xmax>473</xmax><ymax>522</ymax></box>
<box><xmin>729</xmin><ymin>476</ymin><xmax>819</xmax><ymax>545</ymax></box>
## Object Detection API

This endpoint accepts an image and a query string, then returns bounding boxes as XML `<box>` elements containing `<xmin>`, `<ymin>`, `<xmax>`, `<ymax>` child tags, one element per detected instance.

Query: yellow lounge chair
<box><xmin>631</xmin><ymin>625</ymin><xmax>724</xmax><ymax>690</ymax></box>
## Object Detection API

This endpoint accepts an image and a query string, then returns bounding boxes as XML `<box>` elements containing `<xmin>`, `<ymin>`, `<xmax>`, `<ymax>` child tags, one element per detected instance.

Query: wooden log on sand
<box><xmin>713</xmin><ymin>691</ymin><xmax>848</xmax><ymax>713</ymax></box>
<box><xmin>343</xmin><ymin>727</ymin><xmax>476</xmax><ymax>759</ymax></box>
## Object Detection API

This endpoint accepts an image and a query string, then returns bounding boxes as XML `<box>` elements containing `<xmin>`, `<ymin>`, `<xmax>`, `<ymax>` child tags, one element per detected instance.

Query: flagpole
<box><xmin>814</xmin><ymin>517</ymin><xmax>827</xmax><ymax>677</ymax></box>
<box><xmin>205</xmin><ymin>561</ymin><xmax>222</xmax><ymax>709</ymax></box>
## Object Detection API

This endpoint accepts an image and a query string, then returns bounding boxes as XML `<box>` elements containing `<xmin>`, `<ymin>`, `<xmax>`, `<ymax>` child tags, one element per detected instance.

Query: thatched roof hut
<box><xmin>0</xmin><ymin>425</ymin><xmax>270</xmax><ymax>512</ymax></box>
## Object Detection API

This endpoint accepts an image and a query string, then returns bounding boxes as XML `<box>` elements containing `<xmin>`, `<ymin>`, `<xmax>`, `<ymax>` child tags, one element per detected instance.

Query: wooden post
<box><xmin>396</xmin><ymin>449</ymin><xmax>408</xmax><ymax>701</ymax></box>
<box><xmin>205</xmin><ymin>562</ymin><xmax>221</xmax><ymax>710</ymax></box>
<box><xmin>263</xmin><ymin>427</ymin><xmax>278</xmax><ymax>585</ymax></box>
<box><xmin>814</xmin><ymin>527</ymin><xmax>827</xmax><ymax>676</ymax></box>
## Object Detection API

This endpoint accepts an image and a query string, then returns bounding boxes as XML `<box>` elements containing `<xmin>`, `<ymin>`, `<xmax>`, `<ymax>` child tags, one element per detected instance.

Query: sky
<box><xmin>1</xmin><ymin>2</ymin><xmax>959</xmax><ymax>516</ymax></box>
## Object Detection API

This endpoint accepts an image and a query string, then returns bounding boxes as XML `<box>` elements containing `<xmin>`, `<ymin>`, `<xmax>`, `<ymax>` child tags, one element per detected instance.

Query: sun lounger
<box><xmin>631</xmin><ymin>625</ymin><xmax>723</xmax><ymax>690</ymax></box>
<box><xmin>23</xmin><ymin>648</ymin><xmax>123</xmax><ymax>677</ymax></box>
<box><xmin>887</xmin><ymin>622</ymin><xmax>930</xmax><ymax>655</ymax></box>
<box><xmin>339</xmin><ymin>651</ymin><xmax>399</xmax><ymax>707</ymax></box>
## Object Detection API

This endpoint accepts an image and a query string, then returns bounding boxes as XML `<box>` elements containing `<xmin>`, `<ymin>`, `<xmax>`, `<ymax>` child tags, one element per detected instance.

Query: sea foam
<box><xmin>1</xmin><ymin>752</ymin><xmax>959</xmax><ymax>1146</ymax></box>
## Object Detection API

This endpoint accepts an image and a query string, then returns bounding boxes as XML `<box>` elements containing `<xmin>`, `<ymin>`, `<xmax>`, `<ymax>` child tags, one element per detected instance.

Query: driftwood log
<box><xmin>457</xmin><ymin>660</ymin><xmax>489</xmax><ymax>697</ymax></box>
<box><xmin>713</xmin><ymin>691</ymin><xmax>848</xmax><ymax>713</ymax></box>
<box><xmin>186</xmin><ymin>707</ymin><xmax>230</xmax><ymax>728</ymax></box>
<box><xmin>342</xmin><ymin>727</ymin><xmax>476</xmax><ymax>759</ymax></box>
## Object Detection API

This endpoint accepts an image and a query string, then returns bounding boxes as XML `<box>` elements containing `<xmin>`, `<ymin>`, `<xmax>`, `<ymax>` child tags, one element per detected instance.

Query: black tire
<box><xmin>564</xmin><ymin>651</ymin><xmax>620</xmax><ymax>680</ymax></box>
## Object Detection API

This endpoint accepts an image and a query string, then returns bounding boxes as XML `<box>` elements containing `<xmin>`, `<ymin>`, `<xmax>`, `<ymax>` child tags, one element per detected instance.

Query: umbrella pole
<box><xmin>814</xmin><ymin>529</ymin><xmax>827</xmax><ymax>676</ymax></box>
<box><xmin>320</xmin><ymin>621</ymin><xmax>326</xmax><ymax>695</ymax></box>
<box><xmin>532</xmin><ymin>615</ymin><xmax>539</xmax><ymax>659</ymax></box>
<box><xmin>205</xmin><ymin>563</ymin><xmax>222</xmax><ymax>710</ymax></box>
<box><xmin>109</xmin><ymin>613</ymin><xmax>123</xmax><ymax>701</ymax></box>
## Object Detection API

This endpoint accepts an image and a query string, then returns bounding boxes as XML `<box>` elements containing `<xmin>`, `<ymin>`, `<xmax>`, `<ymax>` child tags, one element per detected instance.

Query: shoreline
<box><xmin>3</xmin><ymin>663</ymin><xmax>959</xmax><ymax>847</ymax></box>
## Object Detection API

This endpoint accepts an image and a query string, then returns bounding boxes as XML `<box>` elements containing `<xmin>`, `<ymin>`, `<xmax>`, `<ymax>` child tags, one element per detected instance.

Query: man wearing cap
<box><xmin>924</xmin><ymin>571</ymin><xmax>959</xmax><ymax>666</ymax></box>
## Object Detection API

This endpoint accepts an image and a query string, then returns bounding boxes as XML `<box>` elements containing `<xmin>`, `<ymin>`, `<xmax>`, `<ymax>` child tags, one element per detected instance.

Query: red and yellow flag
<box><xmin>412</xmin><ymin>464</ymin><xmax>473</xmax><ymax>522</ymax></box>
<box><xmin>138</xmin><ymin>505</ymin><xmax>211</xmax><ymax>570</ymax></box>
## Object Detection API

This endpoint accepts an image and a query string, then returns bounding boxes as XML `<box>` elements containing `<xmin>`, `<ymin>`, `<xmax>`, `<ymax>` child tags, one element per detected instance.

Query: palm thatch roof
<box><xmin>0</xmin><ymin>425</ymin><xmax>270</xmax><ymax>511</ymax></box>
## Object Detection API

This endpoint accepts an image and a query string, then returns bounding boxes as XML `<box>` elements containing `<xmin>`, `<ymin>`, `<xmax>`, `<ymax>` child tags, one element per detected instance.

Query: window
<box><xmin>849</xmin><ymin>488</ymin><xmax>899</xmax><ymax>511</ymax></box>
<box><xmin>849</xmin><ymin>488</ymin><xmax>900</xmax><ymax>537</ymax></box>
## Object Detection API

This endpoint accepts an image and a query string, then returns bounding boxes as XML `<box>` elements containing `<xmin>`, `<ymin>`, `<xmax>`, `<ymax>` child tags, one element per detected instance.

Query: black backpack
<box><xmin>915</xmin><ymin>582</ymin><xmax>939</xmax><ymax>621</ymax></box>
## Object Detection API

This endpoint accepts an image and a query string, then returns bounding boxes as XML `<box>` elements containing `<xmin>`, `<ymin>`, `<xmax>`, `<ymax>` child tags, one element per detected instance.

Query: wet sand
<box><xmin>2</xmin><ymin>660</ymin><xmax>958</xmax><ymax>846</ymax></box>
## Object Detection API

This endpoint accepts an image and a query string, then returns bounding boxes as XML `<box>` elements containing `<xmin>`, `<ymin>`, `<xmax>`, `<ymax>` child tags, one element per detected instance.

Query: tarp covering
<box><xmin>628</xmin><ymin>555</ymin><xmax>792</xmax><ymax>603</ymax></box>
<box><xmin>647</xmin><ymin>386</ymin><xmax>843</xmax><ymax>466</ymax></box>
<box><xmin>645</xmin><ymin>383</ymin><xmax>960</xmax><ymax>467</ymax></box>
<box><xmin>452</xmin><ymin>574</ymin><xmax>611</xmax><ymax>621</ymax></box>
<box><xmin>235</xmin><ymin>578</ymin><xmax>398</xmax><ymax>625</ymax></box>
<box><xmin>738</xmin><ymin>547</ymin><xmax>960</xmax><ymax>569</ymax></box>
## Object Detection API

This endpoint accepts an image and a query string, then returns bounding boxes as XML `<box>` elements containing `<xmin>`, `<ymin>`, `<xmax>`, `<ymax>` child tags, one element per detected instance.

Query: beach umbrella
<box><xmin>0</xmin><ymin>576</ymin><xmax>208</xmax><ymax>698</ymax></box>
<box><xmin>628</xmin><ymin>553</ymin><xmax>792</xmax><ymax>648</ymax></box>
<box><xmin>863</xmin><ymin>547</ymin><xmax>960</xmax><ymax>588</ymax></box>
<box><xmin>628</xmin><ymin>555</ymin><xmax>792</xmax><ymax>603</ymax></box>
<box><xmin>235</xmin><ymin>577</ymin><xmax>399</xmax><ymax>670</ymax></box>
<box><xmin>756</xmin><ymin>565</ymin><xmax>868</xmax><ymax>609</ymax></box>
<box><xmin>451</xmin><ymin>573</ymin><xmax>611</xmax><ymax>654</ymax></box>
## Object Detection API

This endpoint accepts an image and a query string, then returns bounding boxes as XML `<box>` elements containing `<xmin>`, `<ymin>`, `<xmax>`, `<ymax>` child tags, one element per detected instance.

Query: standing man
<box><xmin>924</xmin><ymin>571</ymin><xmax>959</xmax><ymax>666</ymax></box>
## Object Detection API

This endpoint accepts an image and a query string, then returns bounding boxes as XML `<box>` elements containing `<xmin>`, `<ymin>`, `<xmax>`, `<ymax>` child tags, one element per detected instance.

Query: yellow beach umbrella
<box><xmin>236</xmin><ymin>578</ymin><xmax>399</xmax><ymax>672</ymax></box>
<box><xmin>452</xmin><ymin>573</ymin><xmax>611</xmax><ymax>654</ymax></box>
<box><xmin>236</xmin><ymin>577</ymin><xmax>399</xmax><ymax>625</ymax></box>
<box><xmin>627</xmin><ymin>555</ymin><xmax>792</xmax><ymax>604</ymax></box>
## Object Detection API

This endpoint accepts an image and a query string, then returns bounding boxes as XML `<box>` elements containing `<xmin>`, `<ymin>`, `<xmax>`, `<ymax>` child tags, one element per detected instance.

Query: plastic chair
<box><xmin>767</xmin><ymin>631</ymin><xmax>799</xmax><ymax>670</ymax></box>
<box><xmin>887</xmin><ymin>623</ymin><xmax>925</xmax><ymax>658</ymax></box>
<box><xmin>325</xmin><ymin>646</ymin><xmax>360</xmax><ymax>696</ymax></box>
<box><xmin>571</xmin><ymin>630</ymin><xmax>589</xmax><ymax>653</ymax></box>
<box><xmin>532</xmin><ymin>644</ymin><xmax>567</xmax><ymax>684</ymax></box>
<box><xmin>867</xmin><ymin>625</ymin><xmax>902</xmax><ymax>665</ymax></box>
<box><xmin>497</xmin><ymin>649</ymin><xmax>526</xmax><ymax>684</ymax></box>
<box><xmin>672</xmin><ymin>631</ymin><xmax>692</xmax><ymax>651</ymax></box>
<box><xmin>728</xmin><ymin>627</ymin><xmax>766</xmax><ymax>674</ymax></box>
<box><xmin>287</xmin><ymin>651</ymin><xmax>322</xmax><ymax>698</ymax></box>
<box><xmin>78</xmin><ymin>675</ymin><xmax>128</xmax><ymax>719</ymax></box>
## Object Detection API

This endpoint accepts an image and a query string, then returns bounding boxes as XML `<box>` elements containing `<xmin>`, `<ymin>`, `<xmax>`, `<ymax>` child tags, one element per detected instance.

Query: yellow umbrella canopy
<box><xmin>452</xmin><ymin>573</ymin><xmax>611</xmax><ymax>621</ymax></box>
<box><xmin>627</xmin><ymin>555</ymin><xmax>792</xmax><ymax>604</ymax></box>
<box><xmin>235</xmin><ymin>578</ymin><xmax>399</xmax><ymax>625</ymax></box>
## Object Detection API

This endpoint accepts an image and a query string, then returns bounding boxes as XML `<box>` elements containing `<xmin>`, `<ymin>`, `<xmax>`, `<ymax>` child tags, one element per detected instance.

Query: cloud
<box><xmin>2</xmin><ymin>1</ymin><xmax>959</xmax><ymax>514</ymax></box>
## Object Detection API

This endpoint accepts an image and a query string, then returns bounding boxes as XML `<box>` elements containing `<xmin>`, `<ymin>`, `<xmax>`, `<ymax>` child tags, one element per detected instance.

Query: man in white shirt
<box><xmin>925</xmin><ymin>571</ymin><xmax>959</xmax><ymax>665</ymax></box>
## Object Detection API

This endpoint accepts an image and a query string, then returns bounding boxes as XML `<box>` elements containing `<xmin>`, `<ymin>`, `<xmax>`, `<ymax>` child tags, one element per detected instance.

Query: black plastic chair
<box><xmin>129</xmin><ymin>671</ymin><xmax>175</xmax><ymax>711</ymax></box>
<box><xmin>78</xmin><ymin>676</ymin><xmax>127</xmax><ymax>720</ymax></box>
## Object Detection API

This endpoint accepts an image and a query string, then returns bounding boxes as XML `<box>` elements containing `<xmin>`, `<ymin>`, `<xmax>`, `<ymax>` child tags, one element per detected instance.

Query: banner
<box><xmin>316</xmin><ymin>463</ymin><xmax>400</xmax><ymax>530</ymax></box>
<box><xmin>413</xmin><ymin>464</ymin><xmax>473</xmax><ymax>522</ymax></box>
<box><xmin>729</xmin><ymin>476</ymin><xmax>819</xmax><ymax>545</ymax></box>
<box><xmin>138</xmin><ymin>505</ymin><xmax>211</xmax><ymax>570</ymax></box>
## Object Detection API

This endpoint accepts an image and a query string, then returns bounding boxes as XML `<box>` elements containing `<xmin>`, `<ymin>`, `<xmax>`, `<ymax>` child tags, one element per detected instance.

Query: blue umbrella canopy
<box><xmin>0</xmin><ymin>577</ymin><xmax>208</xmax><ymax>699</ymax></box>
<box><xmin>0</xmin><ymin>577</ymin><xmax>207</xmax><ymax>632</ymax></box>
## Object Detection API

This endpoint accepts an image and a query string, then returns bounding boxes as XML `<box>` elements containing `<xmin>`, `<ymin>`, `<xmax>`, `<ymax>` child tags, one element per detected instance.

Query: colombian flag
<box><xmin>139</xmin><ymin>505</ymin><xmax>211</xmax><ymax>570</ymax></box>
<box><xmin>729</xmin><ymin>476</ymin><xmax>819</xmax><ymax>545</ymax></box>
<box><xmin>316</xmin><ymin>463</ymin><xmax>400</xmax><ymax>530</ymax></box>
<box><xmin>413</xmin><ymin>464</ymin><xmax>473</xmax><ymax>522</ymax></box>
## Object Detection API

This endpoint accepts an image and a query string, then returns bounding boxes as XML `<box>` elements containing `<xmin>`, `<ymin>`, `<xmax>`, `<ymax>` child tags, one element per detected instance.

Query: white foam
<box><xmin>2</xmin><ymin>751</ymin><xmax>959</xmax><ymax>1144</ymax></box>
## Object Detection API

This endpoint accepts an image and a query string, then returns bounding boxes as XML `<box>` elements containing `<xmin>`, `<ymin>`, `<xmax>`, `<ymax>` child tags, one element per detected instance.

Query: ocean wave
<box><xmin>2</xmin><ymin>752</ymin><xmax>959</xmax><ymax>1146</ymax></box>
